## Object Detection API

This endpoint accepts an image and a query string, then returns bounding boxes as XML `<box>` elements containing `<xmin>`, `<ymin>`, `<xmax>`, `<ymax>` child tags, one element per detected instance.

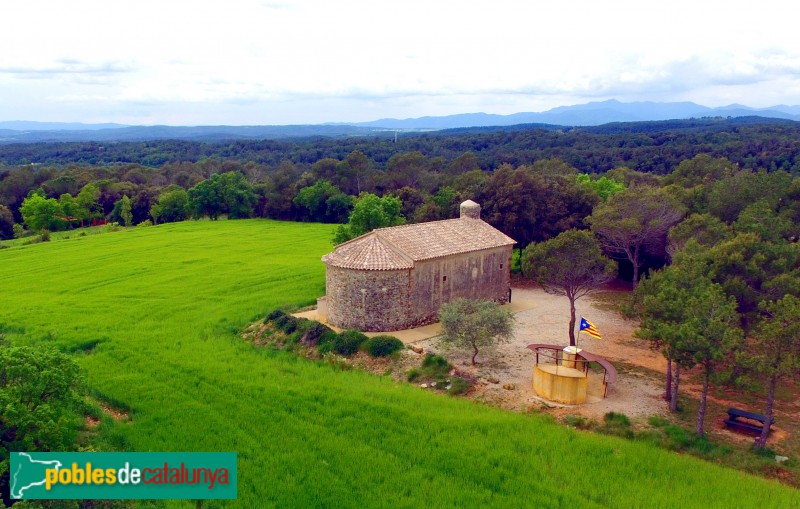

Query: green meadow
<box><xmin>0</xmin><ymin>220</ymin><xmax>797</xmax><ymax>508</ymax></box>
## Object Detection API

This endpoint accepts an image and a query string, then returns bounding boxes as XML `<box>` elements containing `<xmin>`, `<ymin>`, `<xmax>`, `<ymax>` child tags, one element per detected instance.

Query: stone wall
<box><xmin>409</xmin><ymin>246</ymin><xmax>512</xmax><ymax>326</ymax></box>
<box><xmin>325</xmin><ymin>265</ymin><xmax>411</xmax><ymax>331</ymax></box>
<box><xmin>325</xmin><ymin>246</ymin><xmax>512</xmax><ymax>332</ymax></box>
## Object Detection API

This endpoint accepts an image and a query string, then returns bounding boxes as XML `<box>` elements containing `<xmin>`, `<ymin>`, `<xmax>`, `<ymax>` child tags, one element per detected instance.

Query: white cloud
<box><xmin>2</xmin><ymin>0</ymin><xmax>800</xmax><ymax>123</ymax></box>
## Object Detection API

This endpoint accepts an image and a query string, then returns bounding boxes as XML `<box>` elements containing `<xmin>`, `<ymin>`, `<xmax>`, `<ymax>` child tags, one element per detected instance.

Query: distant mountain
<box><xmin>2</xmin><ymin>100</ymin><xmax>800</xmax><ymax>143</ymax></box>
<box><xmin>0</xmin><ymin>121</ymin><xmax>128</xmax><ymax>131</ymax></box>
<box><xmin>0</xmin><ymin>124</ymin><xmax>392</xmax><ymax>144</ymax></box>
<box><xmin>350</xmin><ymin>100</ymin><xmax>800</xmax><ymax>129</ymax></box>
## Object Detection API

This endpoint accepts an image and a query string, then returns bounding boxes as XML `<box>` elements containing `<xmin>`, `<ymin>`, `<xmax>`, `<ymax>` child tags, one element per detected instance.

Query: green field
<box><xmin>1</xmin><ymin>220</ymin><xmax>797</xmax><ymax>508</ymax></box>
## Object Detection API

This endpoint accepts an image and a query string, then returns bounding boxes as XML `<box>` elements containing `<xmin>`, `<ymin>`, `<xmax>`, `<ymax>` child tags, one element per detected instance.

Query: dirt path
<box><xmin>417</xmin><ymin>286</ymin><xmax>669</xmax><ymax>421</ymax></box>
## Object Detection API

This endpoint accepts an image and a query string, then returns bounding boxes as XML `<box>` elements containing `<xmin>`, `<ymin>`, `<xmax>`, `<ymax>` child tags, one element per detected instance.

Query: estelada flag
<box><xmin>579</xmin><ymin>317</ymin><xmax>602</xmax><ymax>340</ymax></box>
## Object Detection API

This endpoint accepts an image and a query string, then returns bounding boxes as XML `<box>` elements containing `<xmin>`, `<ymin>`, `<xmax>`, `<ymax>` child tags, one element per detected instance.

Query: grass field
<box><xmin>1</xmin><ymin>220</ymin><xmax>798</xmax><ymax>508</ymax></box>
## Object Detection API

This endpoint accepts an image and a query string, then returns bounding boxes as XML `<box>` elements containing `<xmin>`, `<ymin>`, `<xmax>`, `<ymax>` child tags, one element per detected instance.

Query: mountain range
<box><xmin>349</xmin><ymin>100</ymin><xmax>800</xmax><ymax>129</ymax></box>
<box><xmin>1</xmin><ymin>99</ymin><xmax>799</xmax><ymax>143</ymax></box>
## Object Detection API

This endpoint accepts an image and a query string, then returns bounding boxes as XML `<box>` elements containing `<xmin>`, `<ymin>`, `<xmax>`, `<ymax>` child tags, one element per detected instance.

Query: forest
<box><xmin>2</xmin><ymin>117</ymin><xmax>799</xmax><ymax>281</ymax></box>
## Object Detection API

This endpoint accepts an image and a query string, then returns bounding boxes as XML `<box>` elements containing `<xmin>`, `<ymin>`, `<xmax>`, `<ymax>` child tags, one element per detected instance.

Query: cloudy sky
<box><xmin>2</xmin><ymin>0</ymin><xmax>798</xmax><ymax>125</ymax></box>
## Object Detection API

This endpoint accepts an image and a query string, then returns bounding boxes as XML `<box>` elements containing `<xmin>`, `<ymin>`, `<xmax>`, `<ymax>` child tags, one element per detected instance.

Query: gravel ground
<box><xmin>417</xmin><ymin>286</ymin><xmax>669</xmax><ymax>421</ymax></box>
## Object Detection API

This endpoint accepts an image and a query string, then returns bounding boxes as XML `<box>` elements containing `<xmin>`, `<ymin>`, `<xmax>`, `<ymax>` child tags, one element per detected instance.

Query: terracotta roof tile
<box><xmin>322</xmin><ymin>217</ymin><xmax>516</xmax><ymax>270</ymax></box>
<box><xmin>322</xmin><ymin>234</ymin><xmax>413</xmax><ymax>270</ymax></box>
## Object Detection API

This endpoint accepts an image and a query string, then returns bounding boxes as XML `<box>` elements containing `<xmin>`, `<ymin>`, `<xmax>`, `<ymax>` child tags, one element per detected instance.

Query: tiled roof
<box><xmin>322</xmin><ymin>234</ymin><xmax>413</xmax><ymax>270</ymax></box>
<box><xmin>322</xmin><ymin>217</ymin><xmax>516</xmax><ymax>270</ymax></box>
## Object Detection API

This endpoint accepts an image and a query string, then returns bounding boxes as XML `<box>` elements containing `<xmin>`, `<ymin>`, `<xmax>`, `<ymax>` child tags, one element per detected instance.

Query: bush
<box><xmin>331</xmin><ymin>330</ymin><xmax>368</xmax><ymax>356</ymax></box>
<box><xmin>12</xmin><ymin>223</ymin><xmax>24</xmax><ymax>238</ymax></box>
<box><xmin>39</xmin><ymin>230</ymin><xmax>51</xmax><ymax>242</ymax></box>
<box><xmin>600</xmin><ymin>412</ymin><xmax>634</xmax><ymax>439</ymax></box>
<box><xmin>266</xmin><ymin>309</ymin><xmax>286</xmax><ymax>322</ymax></box>
<box><xmin>282</xmin><ymin>317</ymin><xmax>299</xmax><ymax>334</ymax></box>
<box><xmin>137</xmin><ymin>219</ymin><xmax>152</xmax><ymax>227</ymax></box>
<box><xmin>604</xmin><ymin>412</ymin><xmax>631</xmax><ymax>427</ymax></box>
<box><xmin>422</xmin><ymin>354</ymin><xmax>451</xmax><ymax>378</ymax></box>
<box><xmin>271</xmin><ymin>314</ymin><xmax>305</xmax><ymax>335</ymax></box>
<box><xmin>316</xmin><ymin>330</ymin><xmax>339</xmax><ymax>353</ymax></box>
<box><xmin>564</xmin><ymin>415</ymin><xmax>591</xmax><ymax>429</ymax></box>
<box><xmin>363</xmin><ymin>335</ymin><xmax>404</xmax><ymax>357</ymax></box>
<box><xmin>321</xmin><ymin>352</ymin><xmax>352</xmax><ymax>371</ymax></box>
<box><xmin>447</xmin><ymin>377</ymin><xmax>471</xmax><ymax>395</ymax></box>
<box><xmin>407</xmin><ymin>368</ymin><xmax>421</xmax><ymax>382</ymax></box>
<box><xmin>301</xmin><ymin>321</ymin><xmax>333</xmax><ymax>346</ymax></box>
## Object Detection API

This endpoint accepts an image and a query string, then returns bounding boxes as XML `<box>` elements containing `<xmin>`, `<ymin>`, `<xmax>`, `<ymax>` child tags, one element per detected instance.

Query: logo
<box><xmin>10</xmin><ymin>452</ymin><xmax>237</xmax><ymax>500</ymax></box>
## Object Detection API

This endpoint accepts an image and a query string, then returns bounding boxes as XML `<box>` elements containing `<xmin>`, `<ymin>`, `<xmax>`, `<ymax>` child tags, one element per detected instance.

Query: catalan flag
<box><xmin>579</xmin><ymin>317</ymin><xmax>602</xmax><ymax>340</ymax></box>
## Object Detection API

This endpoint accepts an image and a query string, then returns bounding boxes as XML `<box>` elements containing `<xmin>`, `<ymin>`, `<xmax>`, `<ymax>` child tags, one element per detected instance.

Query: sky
<box><xmin>2</xmin><ymin>0</ymin><xmax>799</xmax><ymax>125</ymax></box>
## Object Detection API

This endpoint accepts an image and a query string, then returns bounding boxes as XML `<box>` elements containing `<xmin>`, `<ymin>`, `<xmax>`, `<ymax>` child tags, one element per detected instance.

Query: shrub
<box><xmin>266</xmin><ymin>309</ymin><xmax>286</xmax><ymax>322</ymax></box>
<box><xmin>604</xmin><ymin>412</ymin><xmax>631</xmax><ymax>427</ymax></box>
<box><xmin>406</xmin><ymin>368</ymin><xmax>421</xmax><ymax>382</ymax></box>
<box><xmin>363</xmin><ymin>335</ymin><xmax>404</xmax><ymax>357</ymax></box>
<box><xmin>600</xmin><ymin>412</ymin><xmax>634</xmax><ymax>439</ymax></box>
<box><xmin>331</xmin><ymin>330</ymin><xmax>368</xmax><ymax>356</ymax></box>
<box><xmin>564</xmin><ymin>415</ymin><xmax>591</xmax><ymax>429</ymax></box>
<box><xmin>447</xmin><ymin>377</ymin><xmax>471</xmax><ymax>395</ymax></box>
<box><xmin>282</xmin><ymin>317</ymin><xmax>299</xmax><ymax>334</ymax></box>
<box><xmin>421</xmin><ymin>354</ymin><xmax>451</xmax><ymax>378</ymax></box>
<box><xmin>137</xmin><ymin>219</ymin><xmax>152</xmax><ymax>227</ymax></box>
<box><xmin>273</xmin><ymin>314</ymin><xmax>292</xmax><ymax>330</ymax></box>
<box><xmin>321</xmin><ymin>352</ymin><xmax>352</xmax><ymax>371</ymax></box>
<box><xmin>316</xmin><ymin>330</ymin><xmax>339</xmax><ymax>353</ymax></box>
<box><xmin>301</xmin><ymin>322</ymin><xmax>333</xmax><ymax>346</ymax></box>
<box><xmin>39</xmin><ymin>230</ymin><xmax>51</xmax><ymax>242</ymax></box>
<box><xmin>12</xmin><ymin>223</ymin><xmax>24</xmax><ymax>238</ymax></box>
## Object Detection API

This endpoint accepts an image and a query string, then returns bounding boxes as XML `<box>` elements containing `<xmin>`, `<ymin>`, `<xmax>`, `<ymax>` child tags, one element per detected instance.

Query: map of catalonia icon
<box><xmin>10</xmin><ymin>452</ymin><xmax>62</xmax><ymax>499</ymax></box>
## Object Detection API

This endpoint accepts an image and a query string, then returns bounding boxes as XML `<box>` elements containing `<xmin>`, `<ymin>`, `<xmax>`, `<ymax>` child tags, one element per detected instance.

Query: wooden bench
<box><xmin>724</xmin><ymin>408</ymin><xmax>774</xmax><ymax>434</ymax></box>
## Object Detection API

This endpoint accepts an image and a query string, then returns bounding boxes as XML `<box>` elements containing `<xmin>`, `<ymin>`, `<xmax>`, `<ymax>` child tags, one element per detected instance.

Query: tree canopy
<box><xmin>333</xmin><ymin>193</ymin><xmax>405</xmax><ymax>244</ymax></box>
<box><xmin>637</xmin><ymin>250</ymin><xmax>742</xmax><ymax>435</ymax></box>
<box><xmin>589</xmin><ymin>186</ymin><xmax>685</xmax><ymax>288</ymax></box>
<box><xmin>0</xmin><ymin>345</ymin><xmax>84</xmax><ymax>505</ymax></box>
<box><xmin>438</xmin><ymin>298</ymin><xmax>515</xmax><ymax>365</ymax></box>
<box><xmin>522</xmin><ymin>229</ymin><xmax>615</xmax><ymax>346</ymax></box>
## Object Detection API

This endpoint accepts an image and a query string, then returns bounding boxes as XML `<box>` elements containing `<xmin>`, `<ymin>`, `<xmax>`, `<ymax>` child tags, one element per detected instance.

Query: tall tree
<box><xmin>637</xmin><ymin>250</ymin><xmax>743</xmax><ymax>435</ymax></box>
<box><xmin>150</xmin><ymin>188</ymin><xmax>190</xmax><ymax>224</ymax></box>
<box><xmin>707</xmin><ymin>169</ymin><xmax>792</xmax><ymax>223</ymax></box>
<box><xmin>705</xmin><ymin>234</ymin><xmax>800</xmax><ymax>331</ymax></box>
<box><xmin>76</xmin><ymin>182</ymin><xmax>102</xmax><ymax>224</ymax></box>
<box><xmin>481</xmin><ymin>164</ymin><xmax>597</xmax><ymax>248</ymax></box>
<box><xmin>589</xmin><ymin>186</ymin><xmax>685</xmax><ymax>288</ymax></box>
<box><xmin>744</xmin><ymin>295</ymin><xmax>800</xmax><ymax>448</ymax></box>
<box><xmin>189</xmin><ymin>177</ymin><xmax>223</xmax><ymax>220</ymax></box>
<box><xmin>438</xmin><ymin>298</ymin><xmax>515</xmax><ymax>365</ymax></box>
<box><xmin>576</xmin><ymin>174</ymin><xmax>625</xmax><ymax>202</ymax></box>
<box><xmin>521</xmin><ymin>229</ymin><xmax>615</xmax><ymax>346</ymax></box>
<box><xmin>333</xmin><ymin>193</ymin><xmax>404</xmax><ymax>244</ymax></box>
<box><xmin>667</xmin><ymin>213</ymin><xmax>732</xmax><ymax>260</ymax></box>
<box><xmin>19</xmin><ymin>193</ymin><xmax>64</xmax><ymax>232</ymax></box>
<box><xmin>218</xmin><ymin>171</ymin><xmax>257</xmax><ymax>219</ymax></box>
<box><xmin>0</xmin><ymin>204</ymin><xmax>14</xmax><ymax>240</ymax></box>
<box><xmin>733</xmin><ymin>199</ymin><xmax>792</xmax><ymax>243</ymax></box>
<box><xmin>293</xmin><ymin>179</ymin><xmax>351</xmax><ymax>223</ymax></box>
<box><xmin>120</xmin><ymin>195</ymin><xmax>133</xmax><ymax>227</ymax></box>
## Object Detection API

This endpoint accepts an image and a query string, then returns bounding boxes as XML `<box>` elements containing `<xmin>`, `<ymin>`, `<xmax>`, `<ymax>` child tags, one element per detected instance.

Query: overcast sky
<box><xmin>2</xmin><ymin>0</ymin><xmax>799</xmax><ymax>125</ymax></box>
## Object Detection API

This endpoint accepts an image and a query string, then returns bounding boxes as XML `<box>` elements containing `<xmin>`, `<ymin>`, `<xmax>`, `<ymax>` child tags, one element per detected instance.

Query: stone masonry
<box><xmin>321</xmin><ymin>200</ymin><xmax>515</xmax><ymax>332</ymax></box>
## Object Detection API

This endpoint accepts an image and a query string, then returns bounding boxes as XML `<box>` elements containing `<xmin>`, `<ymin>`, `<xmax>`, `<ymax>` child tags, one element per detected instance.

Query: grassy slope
<box><xmin>0</xmin><ymin>220</ymin><xmax>796</xmax><ymax>508</ymax></box>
